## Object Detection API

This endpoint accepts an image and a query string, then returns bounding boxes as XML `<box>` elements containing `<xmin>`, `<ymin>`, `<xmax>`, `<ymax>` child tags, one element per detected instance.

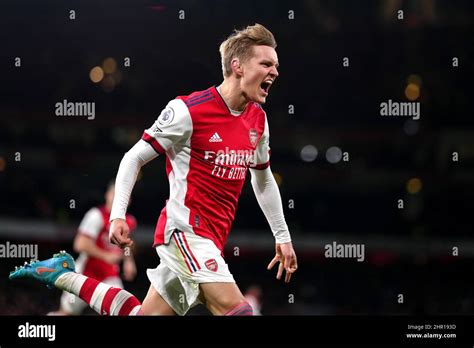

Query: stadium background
<box><xmin>0</xmin><ymin>0</ymin><xmax>473</xmax><ymax>315</ymax></box>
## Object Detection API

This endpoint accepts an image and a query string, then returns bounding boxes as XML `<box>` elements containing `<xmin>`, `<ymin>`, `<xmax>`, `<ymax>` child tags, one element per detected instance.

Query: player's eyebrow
<box><xmin>261</xmin><ymin>59</ymin><xmax>279</xmax><ymax>68</ymax></box>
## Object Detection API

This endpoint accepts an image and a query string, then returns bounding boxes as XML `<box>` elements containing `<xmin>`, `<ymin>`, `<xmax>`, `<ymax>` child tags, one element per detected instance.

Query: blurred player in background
<box><xmin>10</xmin><ymin>23</ymin><xmax>297</xmax><ymax>316</ymax></box>
<box><xmin>48</xmin><ymin>182</ymin><xmax>137</xmax><ymax>315</ymax></box>
<box><xmin>244</xmin><ymin>285</ymin><xmax>263</xmax><ymax>315</ymax></box>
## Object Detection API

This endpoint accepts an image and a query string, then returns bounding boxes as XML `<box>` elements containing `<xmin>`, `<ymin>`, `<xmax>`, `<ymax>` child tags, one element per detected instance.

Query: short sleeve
<box><xmin>141</xmin><ymin>99</ymin><xmax>192</xmax><ymax>154</ymax></box>
<box><xmin>77</xmin><ymin>207</ymin><xmax>104</xmax><ymax>240</ymax></box>
<box><xmin>252</xmin><ymin>116</ymin><xmax>271</xmax><ymax>170</ymax></box>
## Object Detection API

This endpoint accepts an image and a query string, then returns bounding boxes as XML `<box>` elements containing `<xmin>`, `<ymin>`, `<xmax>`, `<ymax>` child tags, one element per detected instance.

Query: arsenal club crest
<box><xmin>205</xmin><ymin>259</ymin><xmax>218</xmax><ymax>272</ymax></box>
<box><xmin>249</xmin><ymin>129</ymin><xmax>258</xmax><ymax>146</ymax></box>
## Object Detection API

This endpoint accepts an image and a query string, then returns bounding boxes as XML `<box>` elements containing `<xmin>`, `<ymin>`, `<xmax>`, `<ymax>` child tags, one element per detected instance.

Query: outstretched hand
<box><xmin>267</xmin><ymin>242</ymin><xmax>298</xmax><ymax>283</ymax></box>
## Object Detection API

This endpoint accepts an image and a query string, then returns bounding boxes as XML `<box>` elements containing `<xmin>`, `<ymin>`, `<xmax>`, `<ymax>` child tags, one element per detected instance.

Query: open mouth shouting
<box><xmin>260</xmin><ymin>78</ymin><xmax>274</xmax><ymax>96</ymax></box>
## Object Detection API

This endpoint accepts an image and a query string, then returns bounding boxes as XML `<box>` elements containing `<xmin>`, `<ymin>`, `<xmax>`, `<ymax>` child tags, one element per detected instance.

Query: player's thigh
<box><xmin>141</xmin><ymin>284</ymin><xmax>177</xmax><ymax>316</ymax></box>
<box><xmin>199</xmin><ymin>282</ymin><xmax>246</xmax><ymax>315</ymax></box>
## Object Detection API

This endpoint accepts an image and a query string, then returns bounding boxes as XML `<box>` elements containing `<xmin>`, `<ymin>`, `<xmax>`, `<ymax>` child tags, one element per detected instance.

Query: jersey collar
<box><xmin>211</xmin><ymin>86</ymin><xmax>249</xmax><ymax>117</ymax></box>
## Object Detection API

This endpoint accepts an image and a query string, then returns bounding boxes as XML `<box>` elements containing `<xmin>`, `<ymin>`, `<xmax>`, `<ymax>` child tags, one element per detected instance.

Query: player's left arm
<box><xmin>250</xmin><ymin>167</ymin><xmax>298</xmax><ymax>283</ymax></box>
<box><xmin>249</xmin><ymin>115</ymin><xmax>297</xmax><ymax>283</ymax></box>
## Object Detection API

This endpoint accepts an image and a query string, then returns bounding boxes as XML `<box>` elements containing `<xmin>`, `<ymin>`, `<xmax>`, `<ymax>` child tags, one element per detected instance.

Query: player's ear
<box><xmin>231</xmin><ymin>58</ymin><xmax>243</xmax><ymax>77</ymax></box>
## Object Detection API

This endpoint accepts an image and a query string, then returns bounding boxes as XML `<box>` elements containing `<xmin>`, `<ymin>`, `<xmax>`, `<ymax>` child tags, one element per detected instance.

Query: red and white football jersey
<box><xmin>141</xmin><ymin>86</ymin><xmax>270</xmax><ymax>252</ymax></box>
<box><xmin>75</xmin><ymin>205</ymin><xmax>137</xmax><ymax>281</ymax></box>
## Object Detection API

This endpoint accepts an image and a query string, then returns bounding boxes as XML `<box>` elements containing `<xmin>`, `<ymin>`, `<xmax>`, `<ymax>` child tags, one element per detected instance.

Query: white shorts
<box><xmin>60</xmin><ymin>276</ymin><xmax>123</xmax><ymax>315</ymax></box>
<box><xmin>147</xmin><ymin>229</ymin><xmax>235</xmax><ymax>316</ymax></box>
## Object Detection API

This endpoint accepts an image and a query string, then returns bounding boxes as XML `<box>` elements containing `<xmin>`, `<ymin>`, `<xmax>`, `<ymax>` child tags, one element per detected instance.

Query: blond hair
<box><xmin>219</xmin><ymin>23</ymin><xmax>277</xmax><ymax>78</ymax></box>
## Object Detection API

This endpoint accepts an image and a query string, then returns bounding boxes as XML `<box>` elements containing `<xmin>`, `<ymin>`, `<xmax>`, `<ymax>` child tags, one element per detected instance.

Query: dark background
<box><xmin>0</xmin><ymin>0</ymin><xmax>473</xmax><ymax>315</ymax></box>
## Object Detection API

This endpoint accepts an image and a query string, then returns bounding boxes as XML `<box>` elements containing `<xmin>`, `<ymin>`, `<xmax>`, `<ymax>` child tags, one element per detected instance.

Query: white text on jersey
<box><xmin>204</xmin><ymin>147</ymin><xmax>256</xmax><ymax>166</ymax></box>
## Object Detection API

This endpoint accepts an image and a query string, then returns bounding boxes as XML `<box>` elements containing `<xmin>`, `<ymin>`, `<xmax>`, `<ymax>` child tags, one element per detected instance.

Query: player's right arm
<box><xmin>109</xmin><ymin>99</ymin><xmax>192</xmax><ymax>248</ymax></box>
<box><xmin>109</xmin><ymin>140</ymin><xmax>158</xmax><ymax>248</ymax></box>
<box><xmin>249</xmin><ymin>115</ymin><xmax>298</xmax><ymax>283</ymax></box>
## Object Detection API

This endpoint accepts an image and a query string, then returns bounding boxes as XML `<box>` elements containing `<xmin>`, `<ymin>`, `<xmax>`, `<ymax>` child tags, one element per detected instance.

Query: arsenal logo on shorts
<box><xmin>205</xmin><ymin>259</ymin><xmax>218</xmax><ymax>272</ymax></box>
<box><xmin>249</xmin><ymin>129</ymin><xmax>258</xmax><ymax>146</ymax></box>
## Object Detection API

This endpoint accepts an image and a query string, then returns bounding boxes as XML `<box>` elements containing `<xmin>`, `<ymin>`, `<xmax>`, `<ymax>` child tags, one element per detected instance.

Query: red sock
<box><xmin>56</xmin><ymin>273</ymin><xmax>141</xmax><ymax>316</ymax></box>
<box><xmin>225</xmin><ymin>302</ymin><xmax>253</xmax><ymax>316</ymax></box>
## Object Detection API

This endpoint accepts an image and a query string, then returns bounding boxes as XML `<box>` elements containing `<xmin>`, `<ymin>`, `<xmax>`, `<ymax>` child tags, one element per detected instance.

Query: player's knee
<box><xmin>224</xmin><ymin>300</ymin><xmax>253</xmax><ymax>316</ymax></box>
<box><xmin>213</xmin><ymin>296</ymin><xmax>245</xmax><ymax>314</ymax></box>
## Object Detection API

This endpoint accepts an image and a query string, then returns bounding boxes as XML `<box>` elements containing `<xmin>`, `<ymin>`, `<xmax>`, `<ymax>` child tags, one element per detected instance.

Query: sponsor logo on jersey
<box><xmin>205</xmin><ymin>259</ymin><xmax>218</xmax><ymax>272</ymax></box>
<box><xmin>249</xmin><ymin>129</ymin><xmax>258</xmax><ymax>146</ymax></box>
<box><xmin>204</xmin><ymin>147</ymin><xmax>256</xmax><ymax>166</ymax></box>
<box><xmin>209</xmin><ymin>132</ymin><xmax>223</xmax><ymax>142</ymax></box>
<box><xmin>152</xmin><ymin>124</ymin><xmax>163</xmax><ymax>133</ymax></box>
<box><xmin>158</xmin><ymin>107</ymin><xmax>174</xmax><ymax>126</ymax></box>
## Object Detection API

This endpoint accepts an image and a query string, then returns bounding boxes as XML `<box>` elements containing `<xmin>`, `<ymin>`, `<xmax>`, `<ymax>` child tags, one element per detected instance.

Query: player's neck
<box><xmin>218</xmin><ymin>80</ymin><xmax>248</xmax><ymax>112</ymax></box>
